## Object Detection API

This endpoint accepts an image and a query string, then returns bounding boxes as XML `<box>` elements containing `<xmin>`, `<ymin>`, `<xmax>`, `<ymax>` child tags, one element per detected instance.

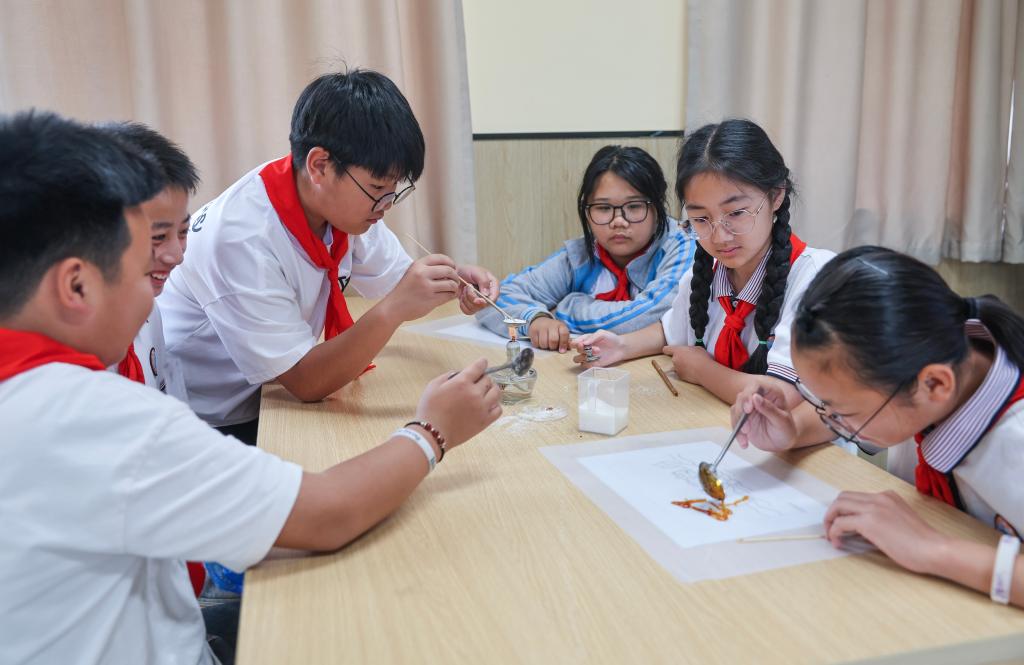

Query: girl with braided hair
<box><xmin>731</xmin><ymin>246</ymin><xmax>1024</xmax><ymax>607</ymax></box>
<box><xmin>574</xmin><ymin>119</ymin><xmax>834</xmax><ymax>405</ymax></box>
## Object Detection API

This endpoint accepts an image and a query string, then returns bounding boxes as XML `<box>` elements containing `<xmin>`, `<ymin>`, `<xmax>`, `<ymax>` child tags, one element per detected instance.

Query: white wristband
<box><xmin>990</xmin><ymin>534</ymin><xmax>1020</xmax><ymax>605</ymax></box>
<box><xmin>393</xmin><ymin>427</ymin><xmax>436</xmax><ymax>472</ymax></box>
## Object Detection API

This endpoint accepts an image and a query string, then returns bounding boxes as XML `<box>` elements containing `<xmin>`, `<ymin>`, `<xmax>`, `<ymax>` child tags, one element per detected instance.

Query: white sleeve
<box><xmin>203</xmin><ymin>290</ymin><xmax>316</xmax><ymax>385</ymax></box>
<box><xmin>348</xmin><ymin>222</ymin><xmax>413</xmax><ymax>298</ymax></box>
<box><xmin>766</xmin><ymin>249</ymin><xmax>835</xmax><ymax>383</ymax></box>
<box><xmin>660</xmin><ymin>268</ymin><xmax>694</xmax><ymax>346</ymax></box>
<box><xmin>123</xmin><ymin>394</ymin><xmax>303</xmax><ymax>571</ymax></box>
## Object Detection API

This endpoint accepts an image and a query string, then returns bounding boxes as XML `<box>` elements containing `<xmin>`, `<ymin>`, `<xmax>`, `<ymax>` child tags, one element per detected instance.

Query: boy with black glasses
<box><xmin>162</xmin><ymin>69</ymin><xmax>498</xmax><ymax>443</ymax></box>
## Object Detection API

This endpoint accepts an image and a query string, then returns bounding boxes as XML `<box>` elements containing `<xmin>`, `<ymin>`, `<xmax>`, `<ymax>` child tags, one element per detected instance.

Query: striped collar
<box><xmin>919</xmin><ymin>321</ymin><xmax>1021</xmax><ymax>473</ymax></box>
<box><xmin>711</xmin><ymin>247</ymin><xmax>771</xmax><ymax>304</ymax></box>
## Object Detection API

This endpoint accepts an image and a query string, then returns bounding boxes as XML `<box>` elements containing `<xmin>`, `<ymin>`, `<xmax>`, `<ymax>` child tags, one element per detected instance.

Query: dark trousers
<box><xmin>215</xmin><ymin>419</ymin><xmax>259</xmax><ymax>446</ymax></box>
<box><xmin>202</xmin><ymin>599</ymin><xmax>240</xmax><ymax>665</ymax></box>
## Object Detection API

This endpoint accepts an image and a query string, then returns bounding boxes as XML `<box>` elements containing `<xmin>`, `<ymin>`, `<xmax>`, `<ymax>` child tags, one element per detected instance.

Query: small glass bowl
<box><xmin>493</xmin><ymin>368</ymin><xmax>537</xmax><ymax>404</ymax></box>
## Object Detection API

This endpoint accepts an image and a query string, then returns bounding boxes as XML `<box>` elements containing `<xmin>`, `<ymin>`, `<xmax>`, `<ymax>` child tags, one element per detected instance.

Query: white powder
<box><xmin>578</xmin><ymin>398</ymin><xmax>628</xmax><ymax>435</ymax></box>
<box><xmin>518</xmin><ymin>404</ymin><xmax>567</xmax><ymax>422</ymax></box>
<box><xmin>491</xmin><ymin>403</ymin><xmax>568</xmax><ymax>435</ymax></box>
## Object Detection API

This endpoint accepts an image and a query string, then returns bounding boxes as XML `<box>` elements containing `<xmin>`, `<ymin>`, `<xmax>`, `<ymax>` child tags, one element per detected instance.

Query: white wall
<box><xmin>463</xmin><ymin>0</ymin><xmax>686</xmax><ymax>134</ymax></box>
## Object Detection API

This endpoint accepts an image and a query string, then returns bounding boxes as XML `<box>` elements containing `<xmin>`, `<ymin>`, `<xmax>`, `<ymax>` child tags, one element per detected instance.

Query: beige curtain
<box><xmin>686</xmin><ymin>0</ymin><xmax>1021</xmax><ymax>264</ymax></box>
<box><xmin>0</xmin><ymin>0</ymin><xmax>478</xmax><ymax>262</ymax></box>
<box><xmin>1004</xmin><ymin>4</ymin><xmax>1024</xmax><ymax>262</ymax></box>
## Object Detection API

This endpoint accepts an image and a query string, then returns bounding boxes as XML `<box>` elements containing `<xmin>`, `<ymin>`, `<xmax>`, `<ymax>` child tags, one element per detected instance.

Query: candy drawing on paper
<box><xmin>672</xmin><ymin>495</ymin><xmax>750</xmax><ymax>521</ymax></box>
<box><xmin>577</xmin><ymin>441</ymin><xmax>826</xmax><ymax>549</ymax></box>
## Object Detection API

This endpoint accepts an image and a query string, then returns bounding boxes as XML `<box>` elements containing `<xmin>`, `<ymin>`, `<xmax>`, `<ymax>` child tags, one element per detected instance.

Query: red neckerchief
<box><xmin>712</xmin><ymin>234</ymin><xmax>807</xmax><ymax>370</ymax></box>
<box><xmin>595</xmin><ymin>241</ymin><xmax>651</xmax><ymax>302</ymax></box>
<box><xmin>0</xmin><ymin>329</ymin><xmax>105</xmax><ymax>380</ymax></box>
<box><xmin>259</xmin><ymin>156</ymin><xmax>354</xmax><ymax>340</ymax></box>
<box><xmin>116</xmin><ymin>343</ymin><xmax>145</xmax><ymax>384</ymax></box>
<box><xmin>915</xmin><ymin>375</ymin><xmax>1024</xmax><ymax>507</ymax></box>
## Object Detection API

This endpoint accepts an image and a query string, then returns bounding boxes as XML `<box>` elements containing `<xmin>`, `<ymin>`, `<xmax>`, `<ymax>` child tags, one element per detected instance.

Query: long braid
<box><xmin>676</xmin><ymin>119</ymin><xmax>798</xmax><ymax>368</ymax></box>
<box><xmin>743</xmin><ymin>193</ymin><xmax>793</xmax><ymax>374</ymax></box>
<box><xmin>688</xmin><ymin>244</ymin><xmax>715</xmax><ymax>348</ymax></box>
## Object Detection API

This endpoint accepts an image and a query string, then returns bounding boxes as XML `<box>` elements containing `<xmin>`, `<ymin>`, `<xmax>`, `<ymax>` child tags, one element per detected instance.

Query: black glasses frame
<box><xmin>795</xmin><ymin>379</ymin><xmax>909</xmax><ymax>455</ymax></box>
<box><xmin>345</xmin><ymin>169</ymin><xmax>416</xmax><ymax>213</ymax></box>
<box><xmin>584</xmin><ymin>200</ymin><xmax>652</xmax><ymax>226</ymax></box>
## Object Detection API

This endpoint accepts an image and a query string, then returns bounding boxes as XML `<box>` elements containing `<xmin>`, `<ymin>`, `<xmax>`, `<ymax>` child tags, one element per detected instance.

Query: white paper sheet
<box><xmin>541</xmin><ymin>428</ymin><xmax>863</xmax><ymax>582</ymax></box>
<box><xmin>403</xmin><ymin>315</ymin><xmax>551</xmax><ymax>354</ymax></box>
<box><xmin>578</xmin><ymin>441</ymin><xmax>826</xmax><ymax>549</ymax></box>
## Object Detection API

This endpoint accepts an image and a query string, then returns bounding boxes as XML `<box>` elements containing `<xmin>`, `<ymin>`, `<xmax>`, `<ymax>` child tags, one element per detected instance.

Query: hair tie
<box><xmin>758</xmin><ymin>340</ymin><xmax>768</xmax><ymax>346</ymax></box>
<box><xmin>965</xmin><ymin>297</ymin><xmax>979</xmax><ymax>321</ymax></box>
<box><xmin>694</xmin><ymin>338</ymin><xmax>705</xmax><ymax>348</ymax></box>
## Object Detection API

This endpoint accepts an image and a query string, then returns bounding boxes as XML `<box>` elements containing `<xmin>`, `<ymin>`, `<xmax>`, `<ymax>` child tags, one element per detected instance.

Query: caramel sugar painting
<box><xmin>577</xmin><ymin>441</ymin><xmax>826</xmax><ymax>550</ymax></box>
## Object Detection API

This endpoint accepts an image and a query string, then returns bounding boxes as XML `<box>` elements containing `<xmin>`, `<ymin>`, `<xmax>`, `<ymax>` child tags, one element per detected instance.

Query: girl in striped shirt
<box><xmin>733</xmin><ymin>246</ymin><xmax>1024</xmax><ymax>608</ymax></box>
<box><xmin>476</xmin><ymin>145</ymin><xmax>694</xmax><ymax>352</ymax></box>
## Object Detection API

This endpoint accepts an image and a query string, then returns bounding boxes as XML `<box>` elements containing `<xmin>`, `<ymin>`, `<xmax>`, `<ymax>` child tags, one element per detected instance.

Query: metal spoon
<box><xmin>698</xmin><ymin>411</ymin><xmax>750</xmax><ymax>501</ymax></box>
<box><xmin>485</xmin><ymin>348</ymin><xmax>534</xmax><ymax>376</ymax></box>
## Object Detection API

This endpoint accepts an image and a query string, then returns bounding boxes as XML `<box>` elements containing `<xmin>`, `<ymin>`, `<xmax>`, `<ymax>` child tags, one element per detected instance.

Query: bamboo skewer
<box><xmin>651</xmin><ymin>360</ymin><xmax>679</xmax><ymax>396</ymax></box>
<box><xmin>737</xmin><ymin>534</ymin><xmax>826</xmax><ymax>544</ymax></box>
<box><xmin>403</xmin><ymin>234</ymin><xmax>519</xmax><ymax>322</ymax></box>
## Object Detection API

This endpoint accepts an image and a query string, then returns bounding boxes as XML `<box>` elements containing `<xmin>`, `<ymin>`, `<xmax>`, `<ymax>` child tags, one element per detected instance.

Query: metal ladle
<box><xmin>698</xmin><ymin>411</ymin><xmax>750</xmax><ymax>501</ymax></box>
<box><xmin>485</xmin><ymin>348</ymin><xmax>534</xmax><ymax>376</ymax></box>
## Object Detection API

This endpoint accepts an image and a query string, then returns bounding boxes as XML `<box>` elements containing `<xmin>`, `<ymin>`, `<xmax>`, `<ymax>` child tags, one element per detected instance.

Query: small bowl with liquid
<box><xmin>493</xmin><ymin>368</ymin><xmax>537</xmax><ymax>404</ymax></box>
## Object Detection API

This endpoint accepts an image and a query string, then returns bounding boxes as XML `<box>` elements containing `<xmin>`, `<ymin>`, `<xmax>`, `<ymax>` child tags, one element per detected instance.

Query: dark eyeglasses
<box><xmin>344</xmin><ymin>169</ymin><xmax>416</xmax><ymax>213</ymax></box>
<box><xmin>585</xmin><ymin>200</ymin><xmax>652</xmax><ymax>225</ymax></box>
<box><xmin>794</xmin><ymin>379</ymin><xmax>907</xmax><ymax>455</ymax></box>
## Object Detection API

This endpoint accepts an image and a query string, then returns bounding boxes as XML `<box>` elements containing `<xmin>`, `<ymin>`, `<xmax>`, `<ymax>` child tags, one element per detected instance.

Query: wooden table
<box><xmin>238</xmin><ymin>301</ymin><xmax>1024</xmax><ymax>664</ymax></box>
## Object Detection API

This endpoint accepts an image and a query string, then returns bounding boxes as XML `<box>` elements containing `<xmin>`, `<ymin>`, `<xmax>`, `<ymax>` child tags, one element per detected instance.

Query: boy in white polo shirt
<box><xmin>102</xmin><ymin>122</ymin><xmax>197</xmax><ymax>402</ymax></box>
<box><xmin>162</xmin><ymin>68</ymin><xmax>499</xmax><ymax>444</ymax></box>
<box><xmin>0</xmin><ymin>110</ymin><xmax>502</xmax><ymax>665</ymax></box>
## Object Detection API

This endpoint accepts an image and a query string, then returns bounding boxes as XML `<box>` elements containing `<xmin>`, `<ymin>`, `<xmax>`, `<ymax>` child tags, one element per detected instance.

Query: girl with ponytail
<box><xmin>733</xmin><ymin>246</ymin><xmax>1024</xmax><ymax>607</ymax></box>
<box><xmin>574</xmin><ymin>119</ymin><xmax>835</xmax><ymax>404</ymax></box>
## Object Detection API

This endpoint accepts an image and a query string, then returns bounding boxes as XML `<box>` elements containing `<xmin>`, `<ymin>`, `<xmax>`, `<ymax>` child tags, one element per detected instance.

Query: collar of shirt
<box><xmin>919</xmin><ymin>320</ymin><xmax>1021</xmax><ymax>472</ymax></box>
<box><xmin>711</xmin><ymin>246</ymin><xmax>772</xmax><ymax>304</ymax></box>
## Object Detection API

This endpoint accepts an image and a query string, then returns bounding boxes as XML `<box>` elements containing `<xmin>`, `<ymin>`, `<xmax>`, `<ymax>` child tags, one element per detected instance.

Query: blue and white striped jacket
<box><xmin>477</xmin><ymin>227</ymin><xmax>695</xmax><ymax>338</ymax></box>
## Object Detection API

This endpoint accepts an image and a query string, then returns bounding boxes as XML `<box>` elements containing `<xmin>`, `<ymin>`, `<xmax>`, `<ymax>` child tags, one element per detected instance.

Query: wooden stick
<box><xmin>651</xmin><ymin>360</ymin><xmax>679</xmax><ymax>396</ymax></box>
<box><xmin>737</xmin><ymin>534</ymin><xmax>825</xmax><ymax>544</ymax></box>
<box><xmin>403</xmin><ymin>234</ymin><xmax>517</xmax><ymax>321</ymax></box>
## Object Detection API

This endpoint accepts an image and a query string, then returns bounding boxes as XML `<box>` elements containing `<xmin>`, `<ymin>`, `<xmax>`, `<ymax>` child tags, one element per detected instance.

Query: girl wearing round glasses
<box><xmin>476</xmin><ymin>145</ymin><xmax>694</xmax><ymax>352</ymax></box>
<box><xmin>574</xmin><ymin>120</ymin><xmax>834</xmax><ymax>405</ymax></box>
<box><xmin>732</xmin><ymin>246</ymin><xmax>1024</xmax><ymax>607</ymax></box>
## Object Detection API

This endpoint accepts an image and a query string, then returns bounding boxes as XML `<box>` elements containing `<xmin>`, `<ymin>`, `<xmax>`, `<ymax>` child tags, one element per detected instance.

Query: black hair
<box><xmin>99</xmin><ymin>121</ymin><xmax>199</xmax><ymax>194</ymax></box>
<box><xmin>576</xmin><ymin>145</ymin><xmax>669</xmax><ymax>261</ymax></box>
<box><xmin>793</xmin><ymin>246</ymin><xmax>1024</xmax><ymax>394</ymax></box>
<box><xmin>677</xmin><ymin>119</ymin><xmax>796</xmax><ymax>374</ymax></box>
<box><xmin>0</xmin><ymin>110</ymin><xmax>165</xmax><ymax>320</ymax></box>
<box><xmin>289</xmin><ymin>68</ymin><xmax>425</xmax><ymax>183</ymax></box>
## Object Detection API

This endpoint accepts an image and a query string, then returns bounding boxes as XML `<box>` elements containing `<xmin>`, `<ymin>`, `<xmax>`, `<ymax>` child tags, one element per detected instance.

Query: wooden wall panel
<box><xmin>474</xmin><ymin>137</ymin><xmax>679</xmax><ymax>279</ymax></box>
<box><xmin>474</xmin><ymin>137</ymin><xmax>1024</xmax><ymax>314</ymax></box>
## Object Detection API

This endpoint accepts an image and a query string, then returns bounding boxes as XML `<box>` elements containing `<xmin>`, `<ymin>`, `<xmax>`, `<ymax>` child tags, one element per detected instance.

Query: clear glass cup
<box><xmin>495</xmin><ymin>368</ymin><xmax>538</xmax><ymax>404</ymax></box>
<box><xmin>577</xmin><ymin>368</ymin><xmax>629</xmax><ymax>435</ymax></box>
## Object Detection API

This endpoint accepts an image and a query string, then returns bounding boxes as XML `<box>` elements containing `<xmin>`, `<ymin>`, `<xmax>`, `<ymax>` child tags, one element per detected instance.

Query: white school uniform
<box><xmin>160</xmin><ymin>162</ymin><xmax>413</xmax><ymax>427</ymax></box>
<box><xmin>0</xmin><ymin>364</ymin><xmax>302</xmax><ymax>665</ymax></box>
<box><xmin>886</xmin><ymin>322</ymin><xmax>1024</xmax><ymax>537</ymax></box>
<box><xmin>661</xmin><ymin>244</ymin><xmax>836</xmax><ymax>382</ymax></box>
<box><xmin>106</xmin><ymin>302</ymin><xmax>187</xmax><ymax>403</ymax></box>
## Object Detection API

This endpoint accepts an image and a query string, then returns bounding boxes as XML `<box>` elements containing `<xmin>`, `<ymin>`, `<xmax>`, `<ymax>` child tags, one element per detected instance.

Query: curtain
<box><xmin>0</xmin><ymin>0</ymin><xmax>478</xmax><ymax>262</ymax></box>
<box><xmin>685</xmin><ymin>0</ymin><xmax>1021</xmax><ymax>264</ymax></box>
<box><xmin>1004</xmin><ymin>4</ymin><xmax>1024</xmax><ymax>262</ymax></box>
